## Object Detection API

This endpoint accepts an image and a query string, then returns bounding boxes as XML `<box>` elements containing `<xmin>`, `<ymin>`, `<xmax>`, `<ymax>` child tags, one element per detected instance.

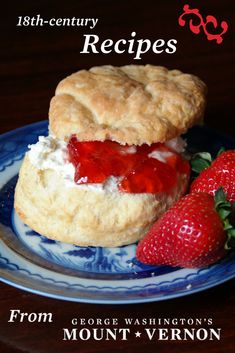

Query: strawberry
<box><xmin>136</xmin><ymin>189</ymin><xmax>235</xmax><ymax>268</ymax></box>
<box><xmin>190</xmin><ymin>150</ymin><xmax>235</xmax><ymax>202</ymax></box>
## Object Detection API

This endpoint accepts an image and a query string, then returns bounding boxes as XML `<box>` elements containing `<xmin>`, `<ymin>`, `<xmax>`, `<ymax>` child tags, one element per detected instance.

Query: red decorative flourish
<box><xmin>178</xmin><ymin>4</ymin><xmax>228</xmax><ymax>44</ymax></box>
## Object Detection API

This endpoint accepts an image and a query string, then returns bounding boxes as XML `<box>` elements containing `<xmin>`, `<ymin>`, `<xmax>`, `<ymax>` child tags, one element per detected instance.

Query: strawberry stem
<box><xmin>217</xmin><ymin>147</ymin><xmax>226</xmax><ymax>156</ymax></box>
<box><xmin>214</xmin><ymin>188</ymin><xmax>235</xmax><ymax>250</ymax></box>
<box><xmin>190</xmin><ymin>147</ymin><xmax>226</xmax><ymax>174</ymax></box>
<box><xmin>191</xmin><ymin>152</ymin><xmax>212</xmax><ymax>173</ymax></box>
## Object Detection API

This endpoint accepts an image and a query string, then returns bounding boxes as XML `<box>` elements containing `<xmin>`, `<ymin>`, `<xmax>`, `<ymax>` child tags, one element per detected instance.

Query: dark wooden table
<box><xmin>0</xmin><ymin>1</ymin><xmax>235</xmax><ymax>352</ymax></box>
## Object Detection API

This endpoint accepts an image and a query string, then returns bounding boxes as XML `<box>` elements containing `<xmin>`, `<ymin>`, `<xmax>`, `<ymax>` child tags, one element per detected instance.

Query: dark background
<box><xmin>0</xmin><ymin>1</ymin><xmax>235</xmax><ymax>352</ymax></box>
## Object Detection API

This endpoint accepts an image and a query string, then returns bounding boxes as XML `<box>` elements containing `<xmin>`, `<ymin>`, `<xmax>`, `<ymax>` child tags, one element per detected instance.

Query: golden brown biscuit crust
<box><xmin>49</xmin><ymin>65</ymin><xmax>207</xmax><ymax>145</ymax></box>
<box><xmin>14</xmin><ymin>156</ymin><xmax>188</xmax><ymax>247</ymax></box>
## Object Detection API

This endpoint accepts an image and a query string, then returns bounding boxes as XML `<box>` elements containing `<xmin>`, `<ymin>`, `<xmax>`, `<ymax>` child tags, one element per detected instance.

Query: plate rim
<box><xmin>1</xmin><ymin>239</ymin><xmax>235</xmax><ymax>304</ymax></box>
<box><xmin>0</xmin><ymin>120</ymin><xmax>48</xmax><ymax>140</ymax></box>
<box><xmin>0</xmin><ymin>271</ymin><xmax>234</xmax><ymax>305</ymax></box>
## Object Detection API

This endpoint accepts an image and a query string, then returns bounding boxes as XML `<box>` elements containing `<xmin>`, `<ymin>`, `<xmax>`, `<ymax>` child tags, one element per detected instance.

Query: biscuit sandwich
<box><xmin>14</xmin><ymin>65</ymin><xmax>207</xmax><ymax>247</ymax></box>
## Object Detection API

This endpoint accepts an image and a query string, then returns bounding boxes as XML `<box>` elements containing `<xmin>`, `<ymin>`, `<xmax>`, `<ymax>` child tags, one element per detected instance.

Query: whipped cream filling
<box><xmin>148</xmin><ymin>150</ymin><xmax>174</xmax><ymax>162</ymax></box>
<box><xmin>27</xmin><ymin>135</ymin><xmax>186</xmax><ymax>192</ymax></box>
<box><xmin>27</xmin><ymin>136</ymin><xmax>122</xmax><ymax>192</ymax></box>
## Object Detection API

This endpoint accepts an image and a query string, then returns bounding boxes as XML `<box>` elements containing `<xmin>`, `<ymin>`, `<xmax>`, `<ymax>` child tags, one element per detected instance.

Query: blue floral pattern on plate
<box><xmin>0</xmin><ymin>121</ymin><xmax>235</xmax><ymax>304</ymax></box>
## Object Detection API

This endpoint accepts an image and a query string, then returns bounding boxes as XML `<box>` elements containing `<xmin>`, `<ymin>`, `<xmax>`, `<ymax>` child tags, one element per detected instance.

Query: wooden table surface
<box><xmin>0</xmin><ymin>1</ymin><xmax>235</xmax><ymax>352</ymax></box>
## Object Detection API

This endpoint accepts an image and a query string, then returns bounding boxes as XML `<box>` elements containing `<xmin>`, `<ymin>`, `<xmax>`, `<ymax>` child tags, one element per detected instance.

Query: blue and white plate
<box><xmin>0</xmin><ymin>121</ymin><xmax>235</xmax><ymax>304</ymax></box>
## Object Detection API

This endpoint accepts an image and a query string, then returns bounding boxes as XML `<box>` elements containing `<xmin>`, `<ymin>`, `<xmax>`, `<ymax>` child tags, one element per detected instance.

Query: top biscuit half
<box><xmin>49</xmin><ymin>65</ymin><xmax>207</xmax><ymax>145</ymax></box>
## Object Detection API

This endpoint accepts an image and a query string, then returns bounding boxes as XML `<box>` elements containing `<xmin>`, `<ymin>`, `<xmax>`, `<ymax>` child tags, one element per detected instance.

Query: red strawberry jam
<box><xmin>67</xmin><ymin>136</ymin><xmax>190</xmax><ymax>194</ymax></box>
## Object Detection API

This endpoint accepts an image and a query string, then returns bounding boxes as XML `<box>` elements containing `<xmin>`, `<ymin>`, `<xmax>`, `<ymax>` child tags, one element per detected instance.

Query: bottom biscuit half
<box><xmin>14</xmin><ymin>156</ymin><xmax>188</xmax><ymax>247</ymax></box>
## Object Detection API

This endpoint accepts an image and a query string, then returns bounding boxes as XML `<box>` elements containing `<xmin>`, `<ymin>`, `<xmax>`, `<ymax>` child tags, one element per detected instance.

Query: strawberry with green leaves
<box><xmin>136</xmin><ymin>189</ymin><xmax>235</xmax><ymax>268</ymax></box>
<box><xmin>190</xmin><ymin>150</ymin><xmax>235</xmax><ymax>202</ymax></box>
